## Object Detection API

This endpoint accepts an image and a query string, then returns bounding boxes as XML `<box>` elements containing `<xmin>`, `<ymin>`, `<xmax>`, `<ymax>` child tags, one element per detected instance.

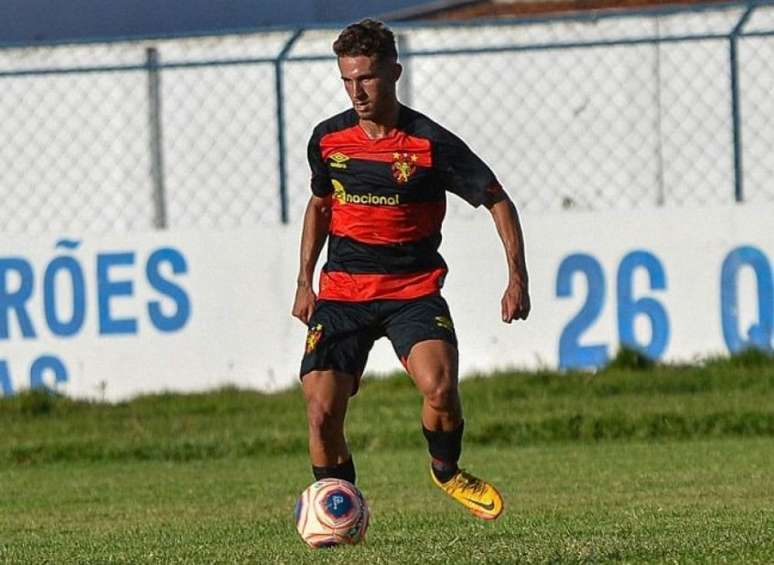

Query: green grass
<box><xmin>2</xmin><ymin>352</ymin><xmax>774</xmax><ymax>562</ymax></box>
<box><xmin>3</xmin><ymin>351</ymin><xmax>774</xmax><ymax>465</ymax></box>
<box><xmin>2</xmin><ymin>442</ymin><xmax>773</xmax><ymax>563</ymax></box>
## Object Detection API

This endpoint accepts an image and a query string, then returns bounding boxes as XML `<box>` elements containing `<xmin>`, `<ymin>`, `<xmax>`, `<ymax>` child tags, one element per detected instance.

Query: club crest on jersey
<box><xmin>328</xmin><ymin>152</ymin><xmax>350</xmax><ymax>169</ymax></box>
<box><xmin>392</xmin><ymin>152</ymin><xmax>418</xmax><ymax>184</ymax></box>
<box><xmin>306</xmin><ymin>323</ymin><xmax>324</xmax><ymax>354</ymax></box>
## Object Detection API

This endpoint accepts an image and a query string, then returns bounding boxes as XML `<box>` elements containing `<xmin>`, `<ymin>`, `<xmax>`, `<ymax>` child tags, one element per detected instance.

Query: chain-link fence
<box><xmin>1</xmin><ymin>1</ymin><xmax>773</xmax><ymax>234</ymax></box>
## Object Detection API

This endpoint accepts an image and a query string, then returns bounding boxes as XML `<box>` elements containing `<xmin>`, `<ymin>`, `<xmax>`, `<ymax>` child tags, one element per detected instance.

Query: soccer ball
<box><xmin>294</xmin><ymin>478</ymin><xmax>369</xmax><ymax>548</ymax></box>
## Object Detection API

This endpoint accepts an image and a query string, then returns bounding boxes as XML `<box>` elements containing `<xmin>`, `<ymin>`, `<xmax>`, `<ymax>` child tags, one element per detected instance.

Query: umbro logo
<box><xmin>329</xmin><ymin>152</ymin><xmax>350</xmax><ymax>169</ymax></box>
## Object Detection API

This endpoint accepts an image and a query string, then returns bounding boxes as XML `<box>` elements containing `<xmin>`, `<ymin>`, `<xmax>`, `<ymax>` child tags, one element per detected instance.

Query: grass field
<box><xmin>2</xmin><ymin>351</ymin><xmax>774</xmax><ymax>563</ymax></box>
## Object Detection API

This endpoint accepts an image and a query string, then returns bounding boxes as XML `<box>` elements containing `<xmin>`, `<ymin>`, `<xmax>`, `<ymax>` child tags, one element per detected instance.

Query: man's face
<box><xmin>338</xmin><ymin>55</ymin><xmax>401</xmax><ymax>121</ymax></box>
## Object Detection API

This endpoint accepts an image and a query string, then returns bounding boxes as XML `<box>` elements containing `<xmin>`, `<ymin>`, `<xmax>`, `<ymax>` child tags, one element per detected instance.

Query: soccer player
<box><xmin>292</xmin><ymin>19</ymin><xmax>530</xmax><ymax>521</ymax></box>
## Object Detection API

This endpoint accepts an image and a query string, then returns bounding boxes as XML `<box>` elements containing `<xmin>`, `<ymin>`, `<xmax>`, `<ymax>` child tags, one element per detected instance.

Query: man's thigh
<box><xmin>301</xmin><ymin>369</ymin><xmax>356</xmax><ymax>420</ymax></box>
<box><xmin>383</xmin><ymin>294</ymin><xmax>458</xmax><ymax>368</ymax></box>
<box><xmin>300</xmin><ymin>300</ymin><xmax>378</xmax><ymax>395</ymax></box>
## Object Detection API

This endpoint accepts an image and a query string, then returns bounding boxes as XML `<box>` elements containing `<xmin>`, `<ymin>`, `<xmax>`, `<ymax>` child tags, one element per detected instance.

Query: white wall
<box><xmin>2</xmin><ymin>202</ymin><xmax>771</xmax><ymax>400</ymax></box>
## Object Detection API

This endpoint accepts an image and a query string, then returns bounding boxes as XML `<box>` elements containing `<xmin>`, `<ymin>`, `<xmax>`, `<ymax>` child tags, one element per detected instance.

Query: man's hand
<box><xmin>293</xmin><ymin>195</ymin><xmax>331</xmax><ymax>325</ymax></box>
<box><xmin>292</xmin><ymin>283</ymin><xmax>317</xmax><ymax>324</ymax></box>
<box><xmin>501</xmin><ymin>281</ymin><xmax>530</xmax><ymax>323</ymax></box>
<box><xmin>486</xmin><ymin>195</ymin><xmax>529</xmax><ymax>324</ymax></box>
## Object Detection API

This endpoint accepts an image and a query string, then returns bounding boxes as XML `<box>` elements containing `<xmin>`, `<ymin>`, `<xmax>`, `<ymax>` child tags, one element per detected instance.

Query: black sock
<box><xmin>431</xmin><ymin>458</ymin><xmax>458</xmax><ymax>483</ymax></box>
<box><xmin>312</xmin><ymin>456</ymin><xmax>356</xmax><ymax>484</ymax></box>
<box><xmin>423</xmin><ymin>420</ymin><xmax>464</xmax><ymax>483</ymax></box>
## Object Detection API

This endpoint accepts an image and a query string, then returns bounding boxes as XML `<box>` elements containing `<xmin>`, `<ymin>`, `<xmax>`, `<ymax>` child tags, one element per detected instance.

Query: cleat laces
<box><xmin>457</xmin><ymin>470</ymin><xmax>487</xmax><ymax>495</ymax></box>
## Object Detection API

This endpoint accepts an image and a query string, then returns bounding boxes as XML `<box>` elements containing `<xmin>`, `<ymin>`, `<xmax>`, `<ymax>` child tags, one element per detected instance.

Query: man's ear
<box><xmin>393</xmin><ymin>63</ymin><xmax>403</xmax><ymax>82</ymax></box>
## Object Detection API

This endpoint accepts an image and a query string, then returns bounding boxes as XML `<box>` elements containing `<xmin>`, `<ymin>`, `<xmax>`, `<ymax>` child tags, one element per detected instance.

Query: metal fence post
<box><xmin>653</xmin><ymin>18</ymin><xmax>665</xmax><ymax>206</ymax></box>
<box><xmin>275</xmin><ymin>29</ymin><xmax>304</xmax><ymax>224</ymax></box>
<box><xmin>146</xmin><ymin>47</ymin><xmax>168</xmax><ymax>229</ymax></box>
<box><xmin>729</xmin><ymin>4</ymin><xmax>756</xmax><ymax>204</ymax></box>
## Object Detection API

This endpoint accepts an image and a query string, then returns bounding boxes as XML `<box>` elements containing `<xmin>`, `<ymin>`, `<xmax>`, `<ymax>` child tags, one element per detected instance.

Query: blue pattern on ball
<box><xmin>294</xmin><ymin>496</ymin><xmax>303</xmax><ymax>525</ymax></box>
<box><xmin>325</xmin><ymin>489</ymin><xmax>353</xmax><ymax>518</ymax></box>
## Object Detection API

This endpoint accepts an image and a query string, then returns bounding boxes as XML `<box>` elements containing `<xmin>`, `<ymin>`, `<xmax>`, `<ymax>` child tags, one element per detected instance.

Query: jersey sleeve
<box><xmin>434</xmin><ymin>129</ymin><xmax>505</xmax><ymax>208</ymax></box>
<box><xmin>308</xmin><ymin>130</ymin><xmax>332</xmax><ymax>197</ymax></box>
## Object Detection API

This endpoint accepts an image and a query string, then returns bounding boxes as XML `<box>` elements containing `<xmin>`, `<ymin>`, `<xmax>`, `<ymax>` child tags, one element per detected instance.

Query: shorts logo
<box><xmin>434</xmin><ymin>316</ymin><xmax>454</xmax><ymax>331</ymax></box>
<box><xmin>392</xmin><ymin>152</ymin><xmax>418</xmax><ymax>184</ymax></box>
<box><xmin>306</xmin><ymin>323</ymin><xmax>324</xmax><ymax>354</ymax></box>
<box><xmin>329</xmin><ymin>152</ymin><xmax>350</xmax><ymax>169</ymax></box>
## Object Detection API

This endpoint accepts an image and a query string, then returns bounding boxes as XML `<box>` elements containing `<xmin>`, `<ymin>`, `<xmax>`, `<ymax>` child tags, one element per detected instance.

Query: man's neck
<box><xmin>359</xmin><ymin>102</ymin><xmax>401</xmax><ymax>139</ymax></box>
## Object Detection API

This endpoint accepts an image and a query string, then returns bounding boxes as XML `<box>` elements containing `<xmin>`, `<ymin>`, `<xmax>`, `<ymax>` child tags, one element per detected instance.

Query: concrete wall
<box><xmin>1</xmin><ymin>202</ymin><xmax>771</xmax><ymax>400</ymax></box>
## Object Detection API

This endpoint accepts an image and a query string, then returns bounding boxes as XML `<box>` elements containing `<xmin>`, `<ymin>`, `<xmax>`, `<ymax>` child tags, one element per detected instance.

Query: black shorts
<box><xmin>300</xmin><ymin>294</ymin><xmax>458</xmax><ymax>394</ymax></box>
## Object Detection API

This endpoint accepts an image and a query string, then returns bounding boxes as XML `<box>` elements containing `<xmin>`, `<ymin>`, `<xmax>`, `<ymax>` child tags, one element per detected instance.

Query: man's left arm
<box><xmin>432</xmin><ymin>128</ymin><xmax>530</xmax><ymax>322</ymax></box>
<box><xmin>485</xmin><ymin>195</ymin><xmax>530</xmax><ymax>323</ymax></box>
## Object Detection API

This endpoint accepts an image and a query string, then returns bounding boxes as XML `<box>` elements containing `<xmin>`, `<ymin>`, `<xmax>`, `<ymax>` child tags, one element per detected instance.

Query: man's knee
<box><xmin>305</xmin><ymin>397</ymin><xmax>344</xmax><ymax>439</ymax></box>
<box><xmin>422</xmin><ymin>370</ymin><xmax>459</xmax><ymax>411</ymax></box>
<box><xmin>302</xmin><ymin>370</ymin><xmax>350</xmax><ymax>440</ymax></box>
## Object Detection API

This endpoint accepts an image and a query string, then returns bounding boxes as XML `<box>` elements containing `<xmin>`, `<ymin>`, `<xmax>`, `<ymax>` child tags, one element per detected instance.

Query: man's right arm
<box><xmin>292</xmin><ymin>194</ymin><xmax>332</xmax><ymax>324</ymax></box>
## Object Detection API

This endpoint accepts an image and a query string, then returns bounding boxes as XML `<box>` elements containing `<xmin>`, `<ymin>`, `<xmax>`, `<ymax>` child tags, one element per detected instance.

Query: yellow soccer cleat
<box><xmin>430</xmin><ymin>467</ymin><xmax>504</xmax><ymax>520</ymax></box>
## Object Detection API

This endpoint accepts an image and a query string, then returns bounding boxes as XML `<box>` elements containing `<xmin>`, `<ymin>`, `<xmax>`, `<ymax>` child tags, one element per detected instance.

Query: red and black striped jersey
<box><xmin>308</xmin><ymin>104</ymin><xmax>503</xmax><ymax>302</ymax></box>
